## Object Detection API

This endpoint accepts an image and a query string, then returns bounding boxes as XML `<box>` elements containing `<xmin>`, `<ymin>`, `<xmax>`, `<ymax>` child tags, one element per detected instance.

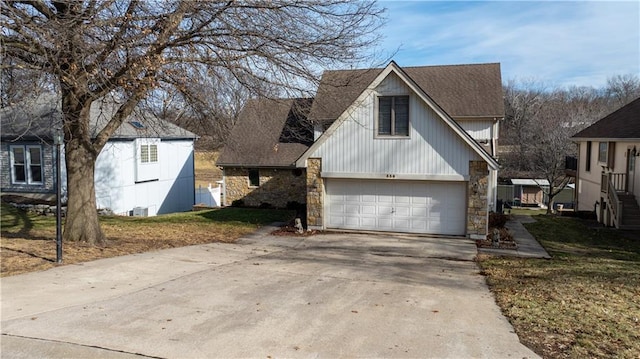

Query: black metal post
<box><xmin>55</xmin><ymin>136</ymin><xmax>63</xmax><ymax>264</ymax></box>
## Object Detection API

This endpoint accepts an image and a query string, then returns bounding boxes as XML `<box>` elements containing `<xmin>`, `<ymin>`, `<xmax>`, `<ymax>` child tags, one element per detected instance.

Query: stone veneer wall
<box><xmin>306</xmin><ymin>158</ymin><xmax>324</xmax><ymax>229</ymax></box>
<box><xmin>224</xmin><ymin>167</ymin><xmax>306</xmax><ymax>208</ymax></box>
<box><xmin>467</xmin><ymin>160</ymin><xmax>489</xmax><ymax>239</ymax></box>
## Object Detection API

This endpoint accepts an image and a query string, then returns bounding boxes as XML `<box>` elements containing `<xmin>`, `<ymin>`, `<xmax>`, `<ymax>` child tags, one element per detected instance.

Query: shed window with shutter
<box><xmin>135</xmin><ymin>139</ymin><xmax>160</xmax><ymax>182</ymax></box>
<box><xmin>140</xmin><ymin>144</ymin><xmax>158</xmax><ymax>163</ymax></box>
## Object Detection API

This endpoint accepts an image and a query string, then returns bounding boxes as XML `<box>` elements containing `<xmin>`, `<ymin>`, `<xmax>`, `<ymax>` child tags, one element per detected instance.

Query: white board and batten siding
<box><xmin>455</xmin><ymin>119</ymin><xmax>495</xmax><ymax>141</ymax></box>
<box><xmin>308</xmin><ymin>72</ymin><xmax>484</xmax><ymax>236</ymax></box>
<box><xmin>309</xmin><ymin>72</ymin><xmax>482</xmax><ymax>179</ymax></box>
<box><xmin>91</xmin><ymin>139</ymin><xmax>195</xmax><ymax>216</ymax></box>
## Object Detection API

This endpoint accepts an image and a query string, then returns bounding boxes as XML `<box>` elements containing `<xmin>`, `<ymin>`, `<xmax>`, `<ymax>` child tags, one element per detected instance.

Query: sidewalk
<box><xmin>478</xmin><ymin>215</ymin><xmax>551</xmax><ymax>259</ymax></box>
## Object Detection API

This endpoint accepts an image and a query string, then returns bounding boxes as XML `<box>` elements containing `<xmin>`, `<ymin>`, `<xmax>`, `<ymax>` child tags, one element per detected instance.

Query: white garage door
<box><xmin>326</xmin><ymin>179</ymin><xmax>467</xmax><ymax>235</ymax></box>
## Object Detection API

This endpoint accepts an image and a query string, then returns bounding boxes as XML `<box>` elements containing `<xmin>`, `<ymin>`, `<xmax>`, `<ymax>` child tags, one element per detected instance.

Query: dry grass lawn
<box><xmin>478</xmin><ymin>216</ymin><xmax>640</xmax><ymax>358</ymax></box>
<box><xmin>1</xmin><ymin>204</ymin><xmax>293</xmax><ymax>277</ymax></box>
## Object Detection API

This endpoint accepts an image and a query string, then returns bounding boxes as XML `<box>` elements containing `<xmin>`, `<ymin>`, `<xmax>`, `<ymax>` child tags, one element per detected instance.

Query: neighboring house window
<box><xmin>585</xmin><ymin>141</ymin><xmax>591</xmax><ymax>172</ymax></box>
<box><xmin>248</xmin><ymin>169</ymin><xmax>260</xmax><ymax>187</ymax></box>
<box><xmin>598</xmin><ymin>142</ymin><xmax>607</xmax><ymax>163</ymax></box>
<box><xmin>377</xmin><ymin>95</ymin><xmax>409</xmax><ymax>137</ymax></box>
<box><xmin>10</xmin><ymin>145</ymin><xmax>43</xmax><ymax>184</ymax></box>
<box><xmin>140</xmin><ymin>144</ymin><xmax>158</xmax><ymax>163</ymax></box>
<box><xmin>598</xmin><ymin>141</ymin><xmax>615</xmax><ymax>168</ymax></box>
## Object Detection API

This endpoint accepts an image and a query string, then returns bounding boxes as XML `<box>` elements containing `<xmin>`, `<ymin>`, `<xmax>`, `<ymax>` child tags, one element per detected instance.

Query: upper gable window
<box><xmin>377</xmin><ymin>95</ymin><xmax>409</xmax><ymax>137</ymax></box>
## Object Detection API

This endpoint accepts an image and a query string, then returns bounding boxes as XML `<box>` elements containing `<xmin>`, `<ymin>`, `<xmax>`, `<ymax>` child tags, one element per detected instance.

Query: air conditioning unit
<box><xmin>132</xmin><ymin>207</ymin><xmax>148</xmax><ymax>217</ymax></box>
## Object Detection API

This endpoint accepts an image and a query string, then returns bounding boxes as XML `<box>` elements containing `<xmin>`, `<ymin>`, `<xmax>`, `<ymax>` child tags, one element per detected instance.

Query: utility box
<box><xmin>132</xmin><ymin>207</ymin><xmax>148</xmax><ymax>217</ymax></box>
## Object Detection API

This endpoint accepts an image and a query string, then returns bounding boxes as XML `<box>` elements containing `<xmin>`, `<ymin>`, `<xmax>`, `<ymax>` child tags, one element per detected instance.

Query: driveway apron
<box><xmin>1</xmin><ymin>229</ymin><xmax>539</xmax><ymax>358</ymax></box>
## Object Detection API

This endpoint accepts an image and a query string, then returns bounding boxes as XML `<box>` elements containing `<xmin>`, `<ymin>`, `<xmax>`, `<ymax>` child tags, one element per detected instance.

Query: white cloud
<box><xmin>377</xmin><ymin>1</ymin><xmax>640</xmax><ymax>88</ymax></box>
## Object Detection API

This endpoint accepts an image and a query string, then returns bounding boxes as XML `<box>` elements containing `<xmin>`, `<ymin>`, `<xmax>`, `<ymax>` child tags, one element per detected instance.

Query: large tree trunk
<box><xmin>63</xmin><ymin>140</ymin><xmax>105</xmax><ymax>244</ymax></box>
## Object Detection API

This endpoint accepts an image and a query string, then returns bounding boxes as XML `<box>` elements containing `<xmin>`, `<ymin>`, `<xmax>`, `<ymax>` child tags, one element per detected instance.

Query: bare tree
<box><xmin>605</xmin><ymin>74</ymin><xmax>640</xmax><ymax>109</ymax></box>
<box><xmin>502</xmin><ymin>84</ymin><xmax>581</xmax><ymax>213</ymax></box>
<box><xmin>1</xmin><ymin>0</ymin><xmax>384</xmax><ymax>244</ymax></box>
<box><xmin>528</xmin><ymin>92</ymin><xmax>576</xmax><ymax>214</ymax></box>
<box><xmin>500</xmin><ymin>80</ymin><xmax>546</xmax><ymax>175</ymax></box>
<box><xmin>500</xmin><ymin>76</ymin><xmax>640</xmax><ymax>213</ymax></box>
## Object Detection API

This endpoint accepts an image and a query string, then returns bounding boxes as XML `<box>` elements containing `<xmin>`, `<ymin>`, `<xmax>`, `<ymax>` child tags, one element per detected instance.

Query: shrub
<box><xmin>231</xmin><ymin>199</ymin><xmax>244</xmax><ymax>207</ymax></box>
<box><xmin>489</xmin><ymin>212</ymin><xmax>509</xmax><ymax>228</ymax></box>
<box><xmin>286</xmin><ymin>201</ymin><xmax>302</xmax><ymax>210</ymax></box>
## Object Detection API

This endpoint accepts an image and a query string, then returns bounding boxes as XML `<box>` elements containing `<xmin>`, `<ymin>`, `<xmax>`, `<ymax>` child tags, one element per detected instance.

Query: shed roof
<box><xmin>572</xmin><ymin>97</ymin><xmax>640</xmax><ymax>140</ymax></box>
<box><xmin>0</xmin><ymin>93</ymin><xmax>197</xmax><ymax>142</ymax></box>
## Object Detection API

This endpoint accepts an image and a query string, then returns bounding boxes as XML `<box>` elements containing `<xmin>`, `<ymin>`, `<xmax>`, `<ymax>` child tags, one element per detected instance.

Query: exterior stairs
<box><xmin>618</xmin><ymin>193</ymin><xmax>640</xmax><ymax>229</ymax></box>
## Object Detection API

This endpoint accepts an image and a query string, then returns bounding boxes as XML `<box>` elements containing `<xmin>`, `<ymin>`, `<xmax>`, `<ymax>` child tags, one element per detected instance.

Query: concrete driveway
<box><xmin>1</xmin><ymin>227</ymin><xmax>539</xmax><ymax>358</ymax></box>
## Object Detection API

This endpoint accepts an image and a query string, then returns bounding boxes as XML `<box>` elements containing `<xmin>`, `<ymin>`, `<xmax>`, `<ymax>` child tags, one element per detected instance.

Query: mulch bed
<box><xmin>270</xmin><ymin>225</ymin><xmax>319</xmax><ymax>237</ymax></box>
<box><xmin>476</xmin><ymin>227</ymin><xmax>518</xmax><ymax>249</ymax></box>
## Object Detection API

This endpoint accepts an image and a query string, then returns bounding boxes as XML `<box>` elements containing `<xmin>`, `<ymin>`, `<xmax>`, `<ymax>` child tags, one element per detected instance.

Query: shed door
<box><xmin>326</xmin><ymin>179</ymin><xmax>466</xmax><ymax>235</ymax></box>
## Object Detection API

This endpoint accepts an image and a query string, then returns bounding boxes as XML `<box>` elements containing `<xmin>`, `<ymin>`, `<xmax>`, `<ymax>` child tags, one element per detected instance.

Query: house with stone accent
<box><xmin>570</xmin><ymin>97</ymin><xmax>640</xmax><ymax>229</ymax></box>
<box><xmin>217</xmin><ymin>61</ymin><xmax>503</xmax><ymax>238</ymax></box>
<box><xmin>1</xmin><ymin>93</ymin><xmax>197</xmax><ymax>217</ymax></box>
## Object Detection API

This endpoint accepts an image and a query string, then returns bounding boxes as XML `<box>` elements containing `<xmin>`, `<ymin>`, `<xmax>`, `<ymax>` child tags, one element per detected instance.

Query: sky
<box><xmin>375</xmin><ymin>1</ymin><xmax>639</xmax><ymax>89</ymax></box>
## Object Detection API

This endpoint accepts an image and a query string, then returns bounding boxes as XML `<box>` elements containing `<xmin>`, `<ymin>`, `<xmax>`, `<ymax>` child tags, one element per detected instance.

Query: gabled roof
<box><xmin>572</xmin><ymin>97</ymin><xmax>640</xmax><ymax>140</ymax></box>
<box><xmin>0</xmin><ymin>93</ymin><xmax>197</xmax><ymax>142</ymax></box>
<box><xmin>309</xmin><ymin>62</ymin><xmax>504</xmax><ymax>122</ymax></box>
<box><xmin>298</xmin><ymin>61</ymin><xmax>500</xmax><ymax>170</ymax></box>
<box><xmin>216</xmin><ymin>98</ymin><xmax>313</xmax><ymax>167</ymax></box>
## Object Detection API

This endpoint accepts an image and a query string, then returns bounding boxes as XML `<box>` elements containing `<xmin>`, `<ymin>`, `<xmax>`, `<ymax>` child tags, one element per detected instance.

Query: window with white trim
<box><xmin>377</xmin><ymin>95</ymin><xmax>409</xmax><ymax>137</ymax></box>
<box><xmin>10</xmin><ymin>145</ymin><xmax>43</xmax><ymax>185</ymax></box>
<box><xmin>140</xmin><ymin>144</ymin><xmax>158</xmax><ymax>163</ymax></box>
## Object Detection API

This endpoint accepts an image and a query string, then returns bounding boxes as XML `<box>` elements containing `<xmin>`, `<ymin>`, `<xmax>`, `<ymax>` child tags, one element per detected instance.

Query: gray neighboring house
<box><xmin>1</xmin><ymin>94</ymin><xmax>198</xmax><ymax>216</ymax></box>
<box><xmin>218</xmin><ymin>61</ymin><xmax>504</xmax><ymax>238</ymax></box>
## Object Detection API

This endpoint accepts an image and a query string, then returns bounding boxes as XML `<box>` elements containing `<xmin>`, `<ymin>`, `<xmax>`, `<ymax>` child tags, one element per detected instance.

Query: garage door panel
<box><xmin>361</xmin><ymin>205</ymin><xmax>376</xmax><ymax>215</ymax></box>
<box><xmin>411</xmin><ymin>207</ymin><xmax>427</xmax><ymax>216</ymax></box>
<box><xmin>377</xmin><ymin>204</ymin><xmax>393</xmax><ymax>215</ymax></box>
<box><xmin>411</xmin><ymin>219</ymin><xmax>427</xmax><ymax>230</ymax></box>
<box><xmin>395</xmin><ymin>206</ymin><xmax>410</xmax><ymax>216</ymax></box>
<box><xmin>327</xmin><ymin>179</ymin><xmax>466</xmax><ymax>235</ymax></box>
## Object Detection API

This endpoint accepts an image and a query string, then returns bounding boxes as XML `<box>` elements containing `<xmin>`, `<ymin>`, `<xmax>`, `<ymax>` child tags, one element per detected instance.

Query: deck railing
<box><xmin>601</xmin><ymin>172</ymin><xmax>625</xmax><ymax>228</ymax></box>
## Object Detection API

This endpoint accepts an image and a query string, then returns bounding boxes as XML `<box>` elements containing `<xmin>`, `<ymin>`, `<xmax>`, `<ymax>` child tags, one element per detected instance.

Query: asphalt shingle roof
<box><xmin>218</xmin><ymin>62</ymin><xmax>504</xmax><ymax>167</ymax></box>
<box><xmin>0</xmin><ymin>93</ymin><xmax>197</xmax><ymax>142</ymax></box>
<box><xmin>216</xmin><ymin>98</ymin><xmax>313</xmax><ymax>167</ymax></box>
<box><xmin>308</xmin><ymin>63</ymin><xmax>504</xmax><ymax>122</ymax></box>
<box><xmin>572</xmin><ymin>97</ymin><xmax>640</xmax><ymax>139</ymax></box>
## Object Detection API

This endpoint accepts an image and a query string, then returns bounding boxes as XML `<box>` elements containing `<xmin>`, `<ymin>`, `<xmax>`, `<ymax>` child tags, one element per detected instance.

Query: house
<box><xmin>217</xmin><ymin>61</ymin><xmax>503</xmax><ymax>238</ymax></box>
<box><xmin>1</xmin><ymin>94</ymin><xmax>197</xmax><ymax>217</ymax></box>
<box><xmin>571</xmin><ymin>97</ymin><xmax>640</xmax><ymax>228</ymax></box>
